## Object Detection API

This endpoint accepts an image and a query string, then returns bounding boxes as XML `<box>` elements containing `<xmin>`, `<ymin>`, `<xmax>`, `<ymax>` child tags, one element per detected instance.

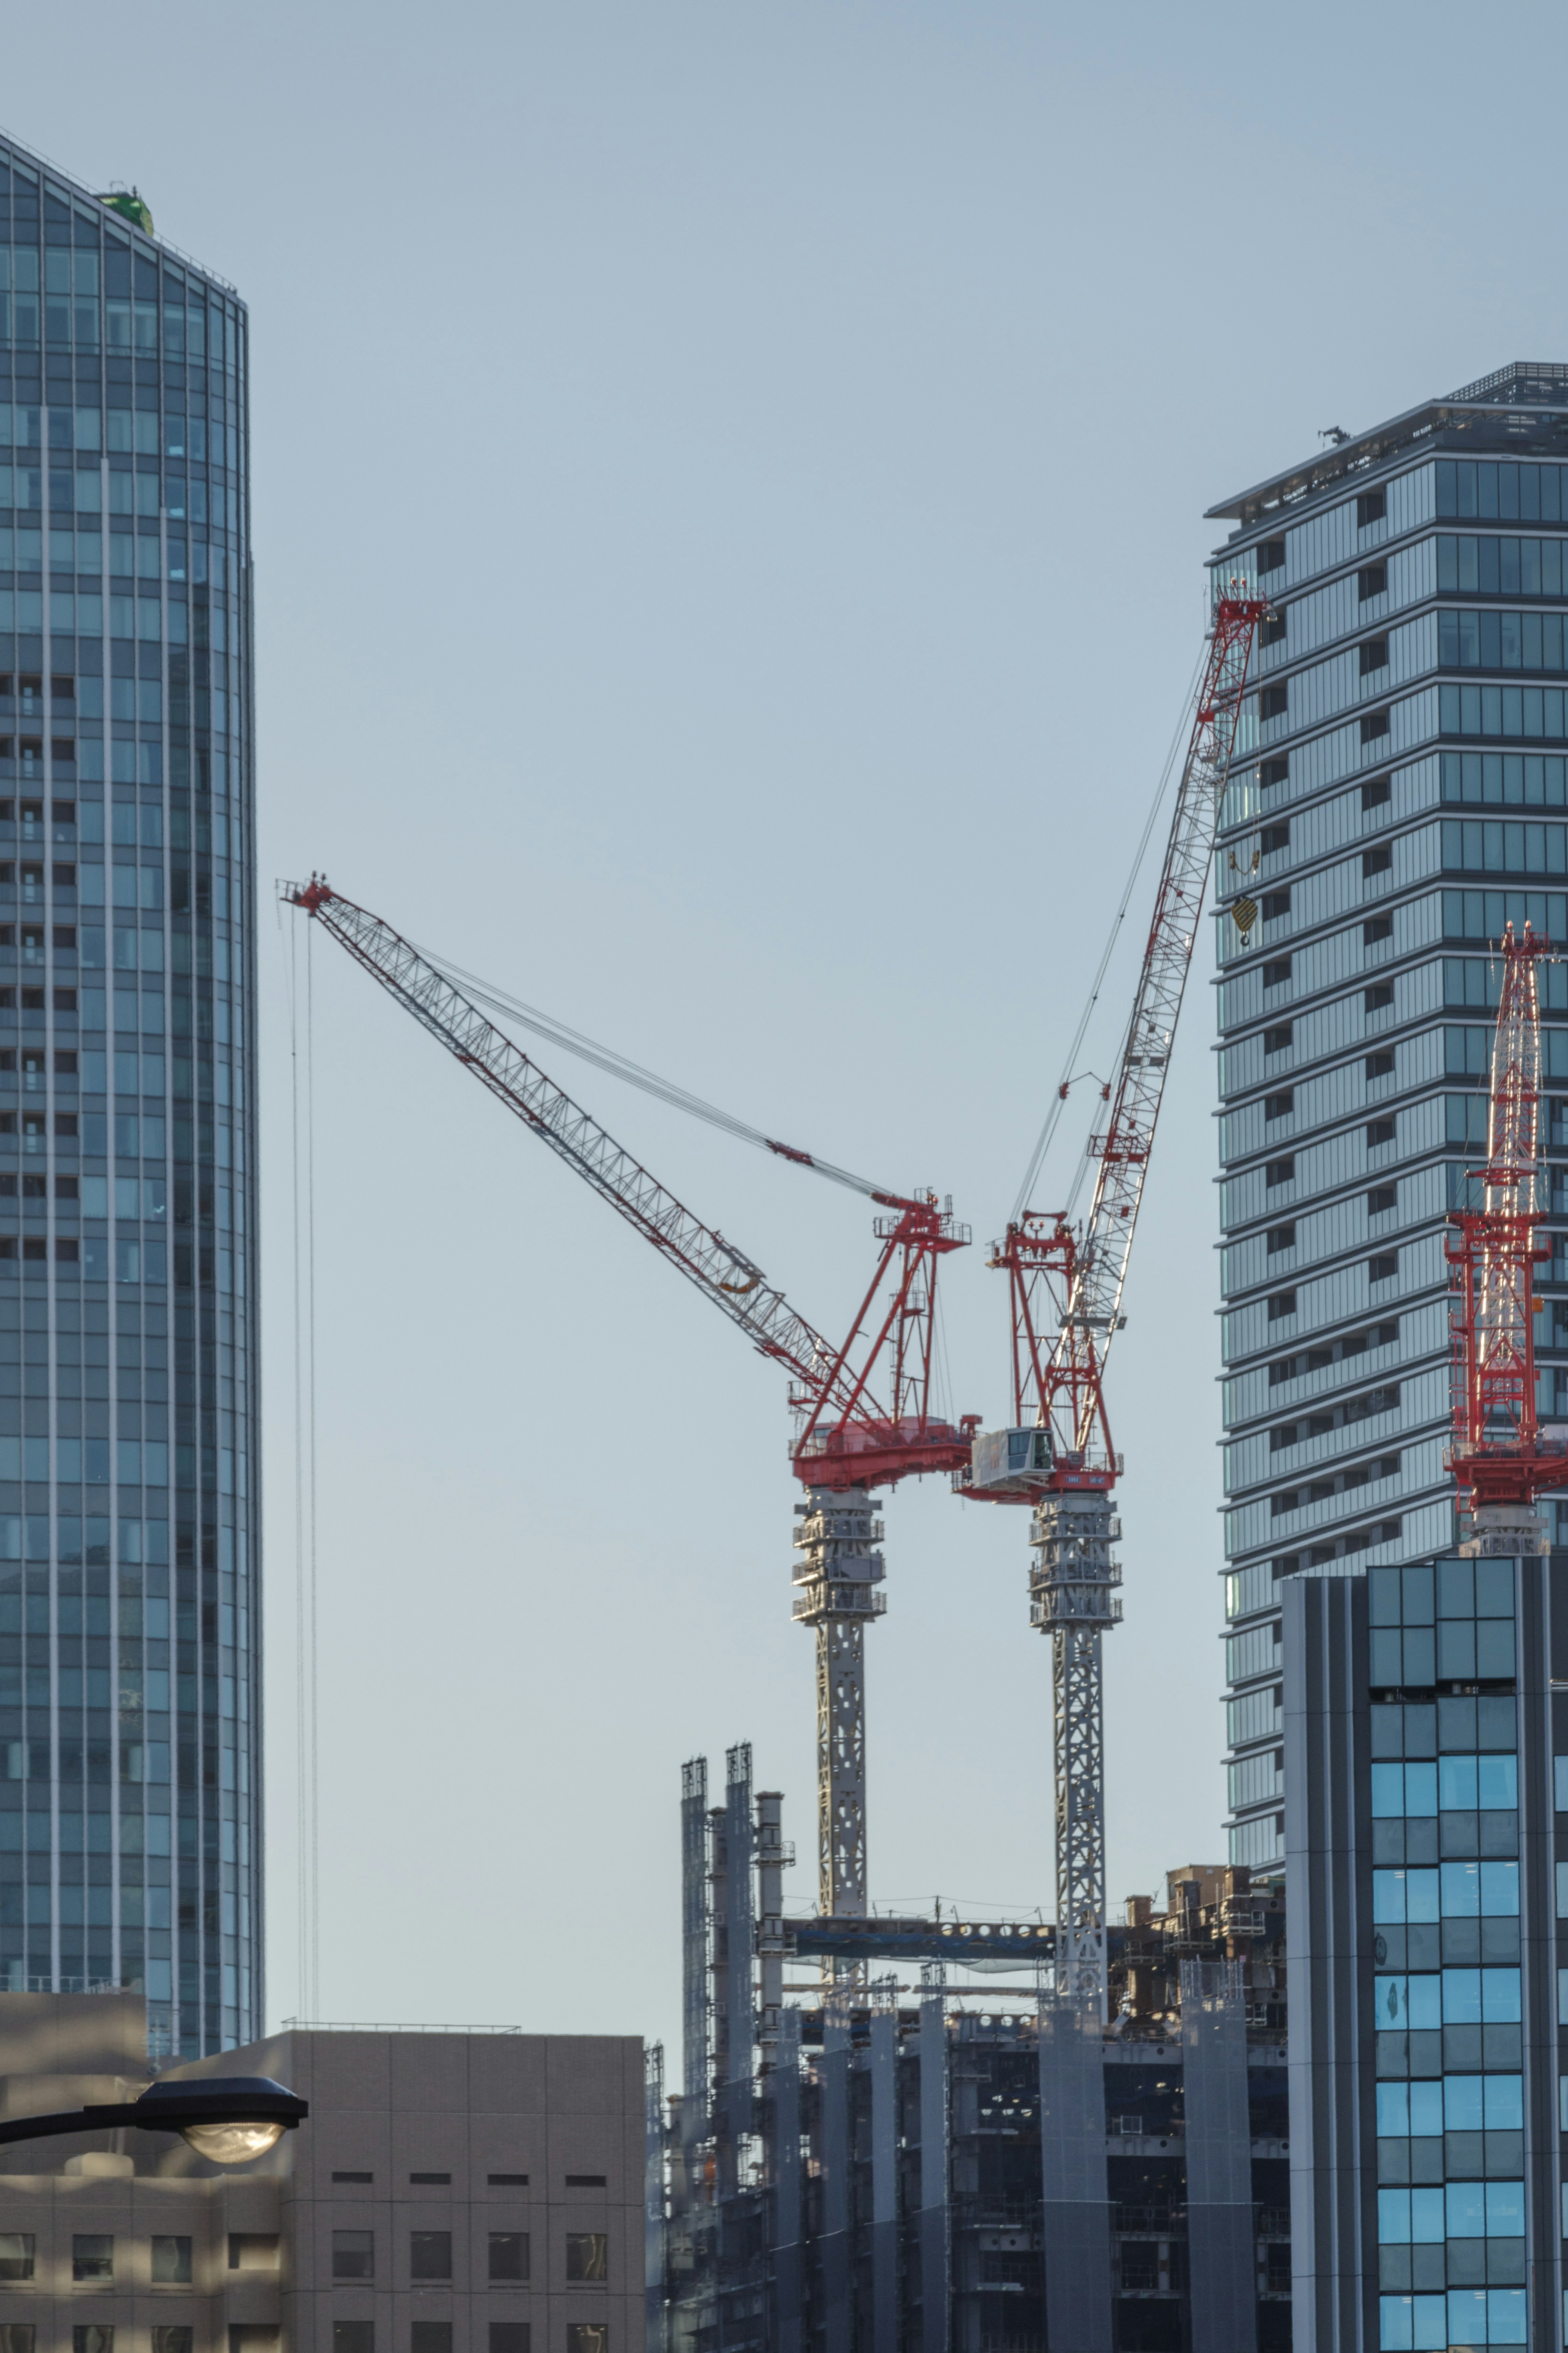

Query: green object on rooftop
<box><xmin>96</xmin><ymin>188</ymin><xmax>154</xmax><ymax>236</ymax></box>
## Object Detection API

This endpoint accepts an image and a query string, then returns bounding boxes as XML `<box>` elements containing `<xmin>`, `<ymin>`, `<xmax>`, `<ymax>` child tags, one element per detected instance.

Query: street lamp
<box><xmin>0</xmin><ymin>2076</ymin><xmax>307</xmax><ymax>2166</ymax></box>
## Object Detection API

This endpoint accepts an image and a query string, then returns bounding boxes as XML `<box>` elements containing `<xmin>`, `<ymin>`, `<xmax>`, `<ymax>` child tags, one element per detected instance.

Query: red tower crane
<box><xmin>960</xmin><ymin>590</ymin><xmax>1270</xmax><ymax>2010</ymax></box>
<box><xmin>1446</xmin><ymin>919</ymin><xmax>1568</xmax><ymax>1551</ymax></box>
<box><xmin>284</xmin><ymin>878</ymin><xmax>973</xmax><ymax>1923</ymax></box>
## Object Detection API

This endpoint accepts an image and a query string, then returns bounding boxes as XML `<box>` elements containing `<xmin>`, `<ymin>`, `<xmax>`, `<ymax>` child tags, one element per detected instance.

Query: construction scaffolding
<box><xmin>656</xmin><ymin>1760</ymin><xmax>1291</xmax><ymax>2353</ymax></box>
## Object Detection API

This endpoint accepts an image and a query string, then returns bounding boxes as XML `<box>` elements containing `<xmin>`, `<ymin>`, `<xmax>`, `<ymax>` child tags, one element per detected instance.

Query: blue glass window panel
<box><xmin>1372</xmin><ymin>1762</ymin><xmax>1405</xmax><ymax>1817</ymax></box>
<box><xmin>1439</xmin><ymin>1756</ymin><xmax>1478</xmax><ymax>1809</ymax></box>
<box><xmin>1482</xmin><ymin>1969</ymin><xmax>1522</xmax><ymax>2022</ymax></box>
<box><xmin>1480</xmin><ymin>1861</ymin><xmax>1520</xmax><ymax>1916</ymax></box>
<box><xmin>1556</xmin><ymin>1756</ymin><xmax>1568</xmax><ymax>1810</ymax></box>
<box><xmin>1474</xmin><ymin>1560</ymin><xmax>1514</xmax><ymax>1617</ymax></box>
<box><xmin>1485</xmin><ymin>2077</ymin><xmax>1522</xmax><ymax>2129</ymax></box>
<box><xmin>1379</xmin><ymin>2189</ymin><xmax>1411</xmax><ymax>2244</ymax></box>
<box><xmin>1377</xmin><ymin>2083</ymin><xmax>1410</xmax><ymax>2135</ymax></box>
<box><xmin>1376</xmin><ymin>1975</ymin><xmax>1410</xmax><ymax>2029</ymax></box>
<box><xmin>1478</xmin><ymin>1755</ymin><xmax>1517</xmax><ymax>1809</ymax></box>
<box><xmin>1441</xmin><ymin>1861</ymin><xmax>1481</xmax><ymax>1916</ymax></box>
<box><xmin>1410</xmin><ymin>2081</ymin><xmax>1443</xmax><ymax>2137</ymax></box>
<box><xmin>1446</xmin><ymin>2182</ymin><xmax>1486</xmax><ymax>2237</ymax></box>
<box><xmin>1487</xmin><ymin>2288</ymin><xmax>1527</xmax><ymax>2345</ymax></box>
<box><xmin>1410</xmin><ymin>2188</ymin><xmax>1444</xmax><ymax>2244</ymax></box>
<box><xmin>1485</xmin><ymin>2182</ymin><xmax>1525</xmax><ymax>2237</ymax></box>
<box><xmin>1374</xmin><ymin>1871</ymin><xmax>1408</xmax><ymax>1923</ymax></box>
<box><xmin>1410</xmin><ymin>1976</ymin><xmax>1441</xmax><ymax>2029</ymax></box>
<box><xmin>1446</xmin><ymin>2291</ymin><xmax>1489</xmax><ymax>2346</ymax></box>
<box><xmin>1404</xmin><ymin>1761</ymin><xmax>1437</xmax><ymax>1815</ymax></box>
<box><xmin>1378</xmin><ymin>2295</ymin><xmax>1412</xmax><ymax>2351</ymax></box>
<box><xmin>1444</xmin><ymin>2076</ymin><xmax>1483</xmax><ymax>2132</ymax></box>
<box><xmin>1443</xmin><ymin>1971</ymin><xmax>1482</xmax><ymax>2024</ymax></box>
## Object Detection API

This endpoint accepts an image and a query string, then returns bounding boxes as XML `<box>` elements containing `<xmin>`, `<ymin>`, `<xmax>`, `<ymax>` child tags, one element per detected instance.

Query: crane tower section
<box><xmin>1445</xmin><ymin>920</ymin><xmax>1568</xmax><ymax>1553</ymax></box>
<box><xmin>962</xmin><ymin>592</ymin><xmax>1269</xmax><ymax>2014</ymax></box>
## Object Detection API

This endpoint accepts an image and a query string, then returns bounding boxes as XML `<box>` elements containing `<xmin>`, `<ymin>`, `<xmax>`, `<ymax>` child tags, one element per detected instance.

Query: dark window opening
<box><xmin>1266</xmin><ymin>1222</ymin><xmax>1296</xmax><ymax>1254</ymax></box>
<box><xmin>1361</xmin><ymin>709</ymin><xmax>1391</xmax><ymax>745</ymax></box>
<box><xmin>1361</xmin><ymin>775</ymin><xmax>1392</xmax><ymax>812</ymax></box>
<box><xmin>565</xmin><ymin>2235</ymin><xmax>608</xmax><ymax>2284</ymax></box>
<box><xmin>1360</xmin><ymin>636</ymin><xmax>1389</xmax><ymax>676</ymax></box>
<box><xmin>1259</xmin><ymin>756</ymin><xmax>1288</xmax><ymax>790</ymax></box>
<box><xmin>410</xmin><ymin>2234</ymin><xmax>452</xmax><ymax>2283</ymax></box>
<box><xmin>1263</xmin><ymin>957</ymin><xmax>1292</xmax><ymax>989</ymax></box>
<box><xmin>1369</xmin><ymin>1253</ymin><xmax>1398</xmax><ymax>1283</ymax></box>
<box><xmin>1262</xmin><ymin>888</ymin><xmax>1291</xmax><ymax>921</ymax></box>
<box><xmin>1358</xmin><ymin>562</ymin><xmax>1388</xmax><ymax>601</ymax></box>
<box><xmin>1367</xmin><ymin>1118</ymin><xmax>1396</xmax><ymax>1148</ymax></box>
<box><xmin>1267</xmin><ymin>1290</ymin><xmax>1297</xmax><ymax>1322</ymax></box>
<box><xmin>1365</xmin><ymin>983</ymin><xmax>1394</xmax><ymax>1013</ymax></box>
<box><xmin>1265</xmin><ymin>1155</ymin><xmax>1295</xmax><ymax>1188</ymax></box>
<box><xmin>1357</xmin><ymin>489</ymin><xmax>1387</xmax><ymax>529</ymax></box>
<box><xmin>410</xmin><ymin>2174</ymin><xmax>451</xmax><ymax>2186</ymax></box>
<box><xmin>1261</xmin><ymin>610</ymin><xmax>1287</xmax><ymax>646</ymax></box>
<box><xmin>1264</xmin><ymin>1090</ymin><xmax>1294</xmax><ymax>1122</ymax></box>
<box><xmin>1368</xmin><ymin>1185</ymin><xmax>1397</xmax><ymax>1216</ymax></box>
<box><xmin>1260</xmin><ymin>821</ymin><xmax>1290</xmax><ymax>856</ymax></box>
<box><xmin>1258</xmin><ymin>538</ymin><xmax>1286</xmax><ymax>575</ymax></box>
<box><xmin>489</xmin><ymin>2234</ymin><xmax>529</xmax><ymax>2283</ymax></box>
<box><xmin>1365</xmin><ymin>1050</ymin><xmax>1395</xmax><ymax>1080</ymax></box>
<box><xmin>1263</xmin><ymin>1023</ymin><xmax>1292</xmax><ymax>1054</ymax></box>
<box><xmin>1363</xmin><ymin>845</ymin><xmax>1393</xmax><ymax>880</ymax></box>
<box><xmin>1259</xmin><ymin>684</ymin><xmax>1288</xmax><ymax>721</ymax></box>
<box><xmin>1364</xmin><ymin>914</ymin><xmax>1393</xmax><ymax>948</ymax></box>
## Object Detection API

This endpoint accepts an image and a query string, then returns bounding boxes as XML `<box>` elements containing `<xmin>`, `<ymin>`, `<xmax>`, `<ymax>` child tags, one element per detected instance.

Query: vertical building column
<box><xmin>1283</xmin><ymin>1570</ymin><xmax>1375</xmax><ymax>2353</ymax></box>
<box><xmin>645</xmin><ymin>2040</ymin><xmax>669</xmax><ymax>2353</ymax></box>
<box><xmin>771</xmin><ymin>2005</ymin><xmax>802</xmax><ymax>2353</ymax></box>
<box><xmin>869</xmin><ymin>1979</ymin><xmax>898</xmax><ymax>2353</ymax></box>
<box><xmin>725</xmin><ymin>1743</ymin><xmax>755</xmax><ymax>2155</ymax></box>
<box><xmin>820</xmin><ymin>1991</ymin><xmax>853</xmax><ymax>2353</ymax></box>
<box><xmin>792</xmin><ymin>1485</ymin><xmax>884</xmax><ymax>1929</ymax></box>
<box><xmin>708</xmin><ymin>1801</ymin><xmax>731</xmax><ymax>2197</ymax></box>
<box><xmin>755</xmin><ymin>1790</ymin><xmax>786</xmax><ymax>2070</ymax></box>
<box><xmin>918</xmin><ymin>1966</ymin><xmax>949</xmax><ymax>2353</ymax></box>
<box><xmin>1515</xmin><ymin>1553</ymin><xmax>1557</xmax><ymax>2353</ymax></box>
<box><xmin>1180</xmin><ymin>1958</ymin><xmax>1258</xmax><ymax>2353</ymax></box>
<box><xmin>680</xmin><ymin>1758</ymin><xmax>709</xmax><ymax>2183</ymax></box>
<box><xmin>1037</xmin><ymin>1993</ymin><xmax>1111</xmax><ymax>2353</ymax></box>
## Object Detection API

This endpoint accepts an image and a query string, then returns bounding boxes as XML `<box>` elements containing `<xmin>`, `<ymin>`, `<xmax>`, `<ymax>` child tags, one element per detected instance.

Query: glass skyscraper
<box><xmin>1209</xmin><ymin>364</ymin><xmax>1568</xmax><ymax>1882</ymax></box>
<box><xmin>0</xmin><ymin>134</ymin><xmax>256</xmax><ymax>2053</ymax></box>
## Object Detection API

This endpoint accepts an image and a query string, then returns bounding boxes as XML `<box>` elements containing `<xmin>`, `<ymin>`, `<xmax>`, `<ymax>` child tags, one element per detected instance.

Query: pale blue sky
<box><xmin>9</xmin><ymin>0</ymin><xmax>1566</xmax><ymax>2047</ymax></box>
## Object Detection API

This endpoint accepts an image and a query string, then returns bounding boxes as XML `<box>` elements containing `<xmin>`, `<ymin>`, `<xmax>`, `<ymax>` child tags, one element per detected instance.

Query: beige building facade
<box><xmin>0</xmin><ymin>1995</ymin><xmax>644</xmax><ymax>2353</ymax></box>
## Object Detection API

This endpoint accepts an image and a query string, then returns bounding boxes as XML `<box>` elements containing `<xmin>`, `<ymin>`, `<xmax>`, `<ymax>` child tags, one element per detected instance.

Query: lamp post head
<box><xmin>127</xmin><ymin>2076</ymin><xmax>308</xmax><ymax>2165</ymax></box>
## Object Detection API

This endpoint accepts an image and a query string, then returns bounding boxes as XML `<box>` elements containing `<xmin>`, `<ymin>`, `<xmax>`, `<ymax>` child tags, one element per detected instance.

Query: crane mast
<box><xmin>1446</xmin><ymin>920</ymin><xmax>1568</xmax><ymax>1552</ymax></box>
<box><xmin>284</xmin><ymin>879</ymin><xmax>972</xmax><ymax>1940</ymax></box>
<box><xmin>962</xmin><ymin>592</ymin><xmax>1269</xmax><ymax>2012</ymax></box>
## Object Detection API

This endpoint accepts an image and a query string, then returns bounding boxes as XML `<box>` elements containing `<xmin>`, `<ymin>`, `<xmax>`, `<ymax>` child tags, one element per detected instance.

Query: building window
<box><xmin>411</xmin><ymin>2330</ymin><xmax>452</xmax><ymax>2353</ymax></box>
<box><xmin>228</xmin><ymin>2238</ymin><xmax>280</xmax><ymax>2273</ymax></box>
<box><xmin>1367</xmin><ymin>1118</ymin><xmax>1396</xmax><ymax>1148</ymax></box>
<box><xmin>488</xmin><ymin>2175</ymin><xmax>529</xmax><ymax>2188</ymax></box>
<box><xmin>410</xmin><ymin>2175</ymin><xmax>450</xmax><ymax>2186</ymax></box>
<box><xmin>1261</xmin><ymin>821</ymin><xmax>1290</xmax><ymax>856</ymax></box>
<box><xmin>334</xmin><ymin>2332</ymin><xmax>374</xmax><ymax>2353</ymax></box>
<box><xmin>565</xmin><ymin>2235</ymin><xmax>608</xmax><ymax>2284</ymax></box>
<box><xmin>332</xmin><ymin>2172</ymin><xmax>373</xmax><ymax>2185</ymax></box>
<box><xmin>1261</xmin><ymin>611</ymin><xmax>1286</xmax><ymax>646</ymax></box>
<box><xmin>410</xmin><ymin>2234</ymin><xmax>452</xmax><ymax>2283</ymax></box>
<box><xmin>1259</xmin><ymin>756</ymin><xmax>1288</xmax><ymax>789</ymax></box>
<box><xmin>1365</xmin><ymin>983</ymin><xmax>1394</xmax><ymax>1014</ymax></box>
<box><xmin>489</xmin><ymin>2235</ymin><xmax>529</xmax><ymax>2284</ymax></box>
<box><xmin>0</xmin><ymin>2237</ymin><xmax>33</xmax><ymax>2282</ymax></box>
<box><xmin>0</xmin><ymin>2331</ymin><xmax>33</xmax><ymax>2353</ymax></box>
<box><xmin>565</xmin><ymin>2177</ymin><xmax>608</xmax><ymax>2190</ymax></box>
<box><xmin>1258</xmin><ymin>539</ymin><xmax>1285</xmax><ymax>575</ymax></box>
<box><xmin>1265</xmin><ymin>1156</ymin><xmax>1295</xmax><ymax>1188</ymax></box>
<box><xmin>1356</xmin><ymin>489</ymin><xmax>1387</xmax><ymax>529</ymax></box>
<box><xmin>1363</xmin><ymin>845</ymin><xmax>1393</xmax><ymax>881</ymax></box>
<box><xmin>332</xmin><ymin>2232</ymin><xmax>374</xmax><ymax>2282</ymax></box>
<box><xmin>1369</xmin><ymin>1253</ymin><xmax>1398</xmax><ymax>1284</ymax></box>
<box><xmin>1361</xmin><ymin>775</ymin><xmax>1392</xmax><ymax>812</ymax></box>
<box><xmin>74</xmin><ymin>2335</ymin><xmax>113</xmax><ymax>2353</ymax></box>
<box><xmin>1264</xmin><ymin>1090</ymin><xmax>1294</xmax><ymax>1122</ymax></box>
<box><xmin>153</xmin><ymin>2334</ymin><xmax>191</xmax><ymax>2353</ymax></box>
<box><xmin>1263</xmin><ymin>956</ymin><xmax>1292</xmax><ymax>988</ymax></box>
<box><xmin>1363</xmin><ymin>914</ymin><xmax>1393</xmax><ymax>948</ymax></box>
<box><xmin>1259</xmin><ymin>684</ymin><xmax>1288</xmax><ymax>721</ymax></box>
<box><xmin>490</xmin><ymin>2332</ymin><xmax>530</xmax><ymax>2353</ymax></box>
<box><xmin>1263</xmin><ymin>1024</ymin><xmax>1292</xmax><ymax>1055</ymax></box>
<box><xmin>566</xmin><ymin>2332</ymin><xmax>607</xmax><ymax>2353</ymax></box>
<box><xmin>1266</xmin><ymin>1223</ymin><xmax>1296</xmax><ymax>1255</ymax></box>
<box><xmin>1262</xmin><ymin>888</ymin><xmax>1291</xmax><ymax>921</ymax></box>
<box><xmin>1368</xmin><ymin>1186</ymin><xmax>1397</xmax><ymax>1216</ymax></box>
<box><xmin>72</xmin><ymin>2238</ymin><xmax>113</xmax><ymax>2284</ymax></box>
<box><xmin>1267</xmin><ymin>1291</ymin><xmax>1297</xmax><ymax>1323</ymax></box>
<box><xmin>151</xmin><ymin>2238</ymin><xmax>191</xmax><ymax>2285</ymax></box>
<box><xmin>1361</xmin><ymin>709</ymin><xmax>1391</xmax><ymax>746</ymax></box>
<box><xmin>1365</xmin><ymin>1051</ymin><xmax>1395</xmax><ymax>1081</ymax></box>
<box><xmin>1358</xmin><ymin>562</ymin><xmax>1388</xmax><ymax>601</ymax></box>
<box><xmin>1359</xmin><ymin>636</ymin><xmax>1389</xmax><ymax>677</ymax></box>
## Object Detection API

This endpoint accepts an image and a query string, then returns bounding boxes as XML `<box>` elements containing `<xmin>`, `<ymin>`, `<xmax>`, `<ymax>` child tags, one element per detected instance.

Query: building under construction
<box><xmin>648</xmin><ymin>1748</ymin><xmax>1292</xmax><ymax>2353</ymax></box>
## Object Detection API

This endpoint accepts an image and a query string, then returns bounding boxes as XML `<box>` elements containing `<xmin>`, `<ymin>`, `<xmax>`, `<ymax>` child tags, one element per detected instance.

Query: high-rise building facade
<box><xmin>1209</xmin><ymin>363</ymin><xmax>1568</xmax><ymax>1880</ymax></box>
<box><xmin>0</xmin><ymin>135</ymin><xmax>256</xmax><ymax>2052</ymax></box>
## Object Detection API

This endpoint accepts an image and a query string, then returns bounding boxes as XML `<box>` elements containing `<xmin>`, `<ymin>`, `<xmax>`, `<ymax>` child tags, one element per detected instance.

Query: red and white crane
<box><xmin>961</xmin><ymin>591</ymin><xmax>1270</xmax><ymax>2011</ymax></box>
<box><xmin>283</xmin><ymin>877</ymin><xmax>974</xmax><ymax>1924</ymax></box>
<box><xmin>1446</xmin><ymin>919</ymin><xmax>1568</xmax><ymax>1551</ymax></box>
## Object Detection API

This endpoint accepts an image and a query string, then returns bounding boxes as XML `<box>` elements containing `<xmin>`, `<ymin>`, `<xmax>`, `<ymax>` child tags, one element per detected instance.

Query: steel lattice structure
<box><xmin>962</xmin><ymin>593</ymin><xmax>1268</xmax><ymax>2014</ymax></box>
<box><xmin>1446</xmin><ymin>920</ymin><xmax>1568</xmax><ymax>1528</ymax></box>
<box><xmin>285</xmin><ymin>878</ymin><xmax>973</xmax><ymax>1935</ymax></box>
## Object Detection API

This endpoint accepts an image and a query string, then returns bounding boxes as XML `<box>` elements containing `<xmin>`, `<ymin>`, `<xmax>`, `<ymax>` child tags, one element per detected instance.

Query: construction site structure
<box><xmin>1444</xmin><ymin>919</ymin><xmax>1568</xmax><ymax>1554</ymax></box>
<box><xmin>654</xmin><ymin>1750</ymin><xmax>1290</xmax><ymax>2353</ymax></box>
<box><xmin>284</xmin><ymin>881</ymin><xmax>973</xmax><ymax>1933</ymax></box>
<box><xmin>960</xmin><ymin>595</ymin><xmax>1270</xmax><ymax>2014</ymax></box>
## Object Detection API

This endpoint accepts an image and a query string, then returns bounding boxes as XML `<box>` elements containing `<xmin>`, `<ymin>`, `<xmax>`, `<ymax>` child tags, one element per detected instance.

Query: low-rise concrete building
<box><xmin>0</xmin><ymin>1994</ymin><xmax>644</xmax><ymax>2353</ymax></box>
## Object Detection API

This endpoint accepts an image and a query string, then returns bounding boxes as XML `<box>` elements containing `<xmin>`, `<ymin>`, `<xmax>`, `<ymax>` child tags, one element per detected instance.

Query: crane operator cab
<box><xmin>968</xmin><ymin>1425</ymin><xmax>1054</xmax><ymax>1497</ymax></box>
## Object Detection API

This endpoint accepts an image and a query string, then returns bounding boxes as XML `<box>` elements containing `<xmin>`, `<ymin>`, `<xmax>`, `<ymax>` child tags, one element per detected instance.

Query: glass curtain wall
<box><xmin>0</xmin><ymin>138</ymin><xmax>256</xmax><ymax>2056</ymax></box>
